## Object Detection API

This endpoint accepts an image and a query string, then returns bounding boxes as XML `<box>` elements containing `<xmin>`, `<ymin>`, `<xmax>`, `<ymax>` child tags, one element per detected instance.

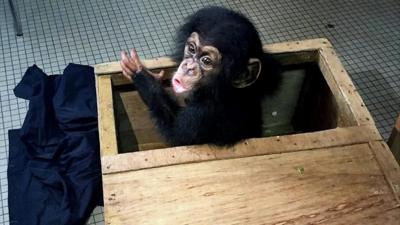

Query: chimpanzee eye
<box><xmin>200</xmin><ymin>56</ymin><xmax>212</xmax><ymax>66</ymax></box>
<box><xmin>188</xmin><ymin>43</ymin><xmax>196</xmax><ymax>54</ymax></box>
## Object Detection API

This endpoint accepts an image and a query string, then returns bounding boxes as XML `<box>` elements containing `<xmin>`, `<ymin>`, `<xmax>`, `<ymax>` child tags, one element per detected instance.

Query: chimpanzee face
<box><xmin>172</xmin><ymin>32</ymin><xmax>222</xmax><ymax>93</ymax></box>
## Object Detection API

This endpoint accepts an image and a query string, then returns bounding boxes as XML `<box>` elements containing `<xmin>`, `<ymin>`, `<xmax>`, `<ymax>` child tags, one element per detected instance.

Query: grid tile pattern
<box><xmin>1</xmin><ymin>0</ymin><xmax>399</xmax><ymax>224</ymax></box>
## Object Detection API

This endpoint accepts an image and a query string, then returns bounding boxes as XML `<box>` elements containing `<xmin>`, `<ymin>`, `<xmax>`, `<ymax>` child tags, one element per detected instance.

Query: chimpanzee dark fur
<box><xmin>134</xmin><ymin>6</ymin><xmax>280</xmax><ymax>146</ymax></box>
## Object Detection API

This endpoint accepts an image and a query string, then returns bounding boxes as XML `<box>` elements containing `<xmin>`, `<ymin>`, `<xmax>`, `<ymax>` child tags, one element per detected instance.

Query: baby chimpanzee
<box><xmin>120</xmin><ymin>6</ymin><xmax>279</xmax><ymax>146</ymax></box>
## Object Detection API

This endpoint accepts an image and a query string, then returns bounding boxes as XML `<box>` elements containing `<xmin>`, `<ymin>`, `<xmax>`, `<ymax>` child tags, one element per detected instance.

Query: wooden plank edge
<box><xmin>94</xmin><ymin>38</ymin><xmax>329</xmax><ymax>75</ymax></box>
<box><xmin>101</xmin><ymin>125</ymin><xmax>381</xmax><ymax>174</ymax></box>
<box><xmin>138</xmin><ymin>142</ymin><xmax>170</xmax><ymax>151</ymax></box>
<box><xmin>263</xmin><ymin>38</ymin><xmax>329</xmax><ymax>53</ymax></box>
<box><xmin>96</xmin><ymin>75</ymin><xmax>119</xmax><ymax>156</ymax></box>
<box><xmin>318</xmin><ymin>44</ymin><xmax>376</xmax><ymax>127</ymax></box>
<box><xmin>94</xmin><ymin>57</ymin><xmax>177</xmax><ymax>75</ymax></box>
<box><xmin>368</xmin><ymin>141</ymin><xmax>400</xmax><ymax>206</ymax></box>
<box><xmin>106</xmin><ymin>50</ymin><xmax>319</xmax><ymax>87</ymax></box>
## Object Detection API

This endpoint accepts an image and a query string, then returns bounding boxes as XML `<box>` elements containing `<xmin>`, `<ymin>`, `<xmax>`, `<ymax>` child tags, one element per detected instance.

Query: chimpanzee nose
<box><xmin>186</xmin><ymin>58</ymin><xmax>196</xmax><ymax>70</ymax></box>
<box><xmin>173</xmin><ymin>78</ymin><xmax>181</xmax><ymax>84</ymax></box>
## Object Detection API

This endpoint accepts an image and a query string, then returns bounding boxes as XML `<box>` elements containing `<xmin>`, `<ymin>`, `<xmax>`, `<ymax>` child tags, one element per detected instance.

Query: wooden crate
<box><xmin>94</xmin><ymin>39</ymin><xmax>400</xmax><ymax>225</ymax></box>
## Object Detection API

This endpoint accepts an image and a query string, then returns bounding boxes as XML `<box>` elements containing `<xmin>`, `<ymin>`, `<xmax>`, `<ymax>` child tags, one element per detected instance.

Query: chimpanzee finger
<box><xmin>120</xmin><ymin>62</ymin><xmax>135</xmax><ymax>76</ymax></box>
<box><xmin>157</xmin><ymin>70</ymin><xmax>165</xmax><ymax>79</ymax></box>
<box><xmin>120</xmin><ymin>59</ymin><xmax>134</xmax><ymax>77</ymax></box>
<box><xmin>121</xmin><ymin>51</ymin><xmax>138</xmax><ymax>72</ymax></box>
<box><xmin>120</xmin><ymin>51</ymin><xmax>129</xmax><ymax>63</ymax></box>
<box><xmin>121</xmin><ymin>51</ymin><xmax>137</xmax><ymax>74</ymax></box>
<box><xmin>122</xmin><ymin>70</ymin><xmax>133</xmax><ymax>81</ymax></box>
<box><xmin>130</xmin><ymin>49</ymin><xmax>143</xmax><ymax>72</ymax></box>
<box><xmin>121</xmin><ymin>58</ymin><xmax>135</xmax><ymax>73</ymax></box>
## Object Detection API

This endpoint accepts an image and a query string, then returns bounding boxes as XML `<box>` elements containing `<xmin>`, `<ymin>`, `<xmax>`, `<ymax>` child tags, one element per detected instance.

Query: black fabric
<box><xmin>8</xmin><ymin>64</ymin><xmax>103</xmax><ymax>225</ymax></box>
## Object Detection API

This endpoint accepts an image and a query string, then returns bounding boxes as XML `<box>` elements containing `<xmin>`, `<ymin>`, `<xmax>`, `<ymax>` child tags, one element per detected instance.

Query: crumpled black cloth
<box><xmin>8</xmin><ymin>64</ymin><xmax>103</xmax><ymax>225</ymax></box>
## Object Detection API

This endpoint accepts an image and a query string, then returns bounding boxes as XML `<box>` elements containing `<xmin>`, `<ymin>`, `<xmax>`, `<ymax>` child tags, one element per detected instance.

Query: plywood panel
<box><xmin>118</xmin><ymin>91</ymin><xmax>168</xmax><ymax>151</ymax></box>
<box><xmin>369</xmin><ymin>141</ymin><xmax>400</xmax><ymax>203</ymax></box>
<box><xmin>95</xmin><ymin>56</ymin><xmax>177</xmax><ymax>75</ymax></box>
<box><xmin>318</xmin><ymin>44</ymin><xmax>375</xmax><ymax>127</ymax></box>
<box><xmin>101</xmin><ymin>125</ymin><xmax>381</xmax><ymax>174</ymax></box>
<box><xmin>94</xmin><ymin>39</ymin><xmax>400</xmax><ymax>225</ymax></box>
<box><xmin>96</xmin><ymin>75</ymin><xmax>118</xmax><ymax>156</ymax></box>
<box><xmin>263</xmin><ymin>38</ymin><xmax>327</xmax><ymax>53</ymax></box>
<box><xmin>103</xmin><ymin>143</ymin><xmax>400</xmax><ymax>225</ymax></box>
<box><xmin>93</xmin><ymin>38</ymin><xmax>326</xmax><ymax>76</ymax></box>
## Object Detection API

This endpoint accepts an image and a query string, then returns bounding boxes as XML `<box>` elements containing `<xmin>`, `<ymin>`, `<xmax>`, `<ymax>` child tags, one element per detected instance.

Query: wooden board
<box><xmin>94</xmin><ymin>38</ymin><xmax>400</xmax><ymax>225</ymax></box>
<box><xmin>101</xmin><ymin>125</ymin><xmax>381</xmax><ymax>174</ymax></box>
<box><xmin>118</xmin><ymin>91</ymin><xmax>168</xmax><ymax>151</ymax></box>
<box><xmin>96</xmin><ymin>75</ymin><xmax>118</xmax><ymax>156</ymax></box>
<box><xmin>94</xmin><ymin>39</ymin><xmax>378</xmax><ymax>156</ymax></box>
<box><xmin>103</xmin><ymin>142</ymin><xmax>400</xmax><ymax>225</ymax></box>
<box><xmin>369</xmin><ymin>141</ymin><xmax>400</xmax><ymax>203</ymax></box>
<box><xmin>95</xmin><ymin>56</ymin><xmax>176</xmax><ymax>75</ymax></box>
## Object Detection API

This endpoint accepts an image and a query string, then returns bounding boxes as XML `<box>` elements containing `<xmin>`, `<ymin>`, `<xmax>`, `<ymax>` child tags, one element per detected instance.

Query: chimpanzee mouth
<box><xmin>172</xmin><ymin>78</ymin><xmax>188</xmax><ymax>93</ymax></box>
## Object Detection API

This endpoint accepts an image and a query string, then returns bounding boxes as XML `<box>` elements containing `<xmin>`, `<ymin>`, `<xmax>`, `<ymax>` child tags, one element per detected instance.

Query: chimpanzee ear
<box><xmin>232</xmin><ymin>58</ymin><xmax>262</xmax><ymax>88</ymax></box>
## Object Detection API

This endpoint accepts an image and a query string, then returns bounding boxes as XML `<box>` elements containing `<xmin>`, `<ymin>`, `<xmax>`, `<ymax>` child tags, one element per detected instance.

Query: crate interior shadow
<box><xmin>113</xmin><ymin>89</ymin><xmax>139</xmax><ymax>153</ymax></box>
<box><xmin>112</xmin><ymin>62</ymin><xmax>340</xmax><ymax>153</ymax></box>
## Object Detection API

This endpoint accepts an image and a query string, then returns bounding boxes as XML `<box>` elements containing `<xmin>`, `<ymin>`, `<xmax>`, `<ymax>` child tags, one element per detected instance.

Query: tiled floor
<box><xmin>1</xmin><ymin>0</ymin><xmax>399</xmax><ymax>224</ymax></box>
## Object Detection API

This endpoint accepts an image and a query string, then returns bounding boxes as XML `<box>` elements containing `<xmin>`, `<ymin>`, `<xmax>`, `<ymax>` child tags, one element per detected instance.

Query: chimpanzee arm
<box><xmin>134</xmin><ymin>76</ymin><xmax>215</xmax><ymax>145</ymax></box>
<box><xmin>133</xmin><ymin>71</ymin><xmax>181</xmax><ymax>128</ymax></box>
<box><xmin>166</xmin><ymin>106</ymin><xmax>215</xmax><ymax>145</ymax></box>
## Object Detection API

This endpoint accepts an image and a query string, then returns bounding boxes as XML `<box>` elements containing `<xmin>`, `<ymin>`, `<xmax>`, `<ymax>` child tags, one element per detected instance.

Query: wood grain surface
<box><xmin>103</xmin><ymin>142</ymin><xmax>400</xmax><ymax>225</ymax></box>
<box><xmin>101</xmin><ymin>125</ymin><xmax>381</xmax><ymax>174</ymax></box>
<box><xmin>96</xmin><ymin>75</ymin><xmax>118</xmax><ymax>156</ymax></box>
<box><xmin>119</xmin><ymin>91</ymin><xmax>168</xmax><ymax>150</ymax></box>
<box><xmin>94</xmin><ymin>39</ymin><xmax>400</xmax><ymax>225</ymax></box>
